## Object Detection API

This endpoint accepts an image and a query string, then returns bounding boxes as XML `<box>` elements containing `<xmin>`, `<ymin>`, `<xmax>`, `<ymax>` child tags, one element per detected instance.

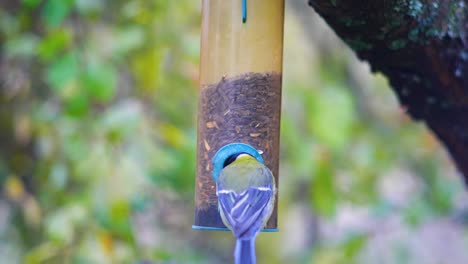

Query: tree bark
<box><xmin>307</xmin><ymin>0</ymin><xmax>468</xmax><ymax>181</ymax></box>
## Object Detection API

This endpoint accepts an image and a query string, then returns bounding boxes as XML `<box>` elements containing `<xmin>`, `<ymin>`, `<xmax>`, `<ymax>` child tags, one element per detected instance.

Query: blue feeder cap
<box><xmin>212</xmin><ymin>143</ymin><xmax>265</xmax><ymax>183</ymax></box>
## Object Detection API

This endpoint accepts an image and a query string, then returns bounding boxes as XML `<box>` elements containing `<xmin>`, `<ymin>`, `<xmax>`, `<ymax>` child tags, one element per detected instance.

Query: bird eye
<box><xmin>223</xmin><ymin>155</ymin><xmax>237</xmax><ymax>168</ymax></box>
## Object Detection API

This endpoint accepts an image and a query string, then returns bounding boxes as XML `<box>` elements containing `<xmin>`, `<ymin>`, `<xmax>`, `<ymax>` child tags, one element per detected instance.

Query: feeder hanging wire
<box><xmin>242</xmin><ymin>0</ymin><xmax>247</xmax><ymax>23</ymax></box>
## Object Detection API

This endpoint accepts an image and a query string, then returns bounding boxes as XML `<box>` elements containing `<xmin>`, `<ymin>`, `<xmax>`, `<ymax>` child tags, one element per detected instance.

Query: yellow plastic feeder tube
<box><xmin>194</xmin><ymin>0</ymin><xmax>285</xmax><ymax>231</ymax></box>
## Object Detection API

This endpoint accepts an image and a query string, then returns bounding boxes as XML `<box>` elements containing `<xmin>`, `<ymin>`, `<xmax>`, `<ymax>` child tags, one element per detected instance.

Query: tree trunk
<box><xmin>307</xmin><ymin>0</ymin><xmax>468</xmax><ymax>181</ymax></box>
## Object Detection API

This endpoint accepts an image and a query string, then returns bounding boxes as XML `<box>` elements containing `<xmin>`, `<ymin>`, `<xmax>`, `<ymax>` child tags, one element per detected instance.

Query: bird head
<box><xmin>223</xmin><ymin>153</ymin><xmax>256</xmax><ymax>168</ymax></box>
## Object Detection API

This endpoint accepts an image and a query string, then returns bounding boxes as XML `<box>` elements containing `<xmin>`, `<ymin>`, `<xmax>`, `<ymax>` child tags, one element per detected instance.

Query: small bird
<box><xmin>216</xmin><ymin>153</ymin><xmax>276</xmax><ymax>264</ymax></box>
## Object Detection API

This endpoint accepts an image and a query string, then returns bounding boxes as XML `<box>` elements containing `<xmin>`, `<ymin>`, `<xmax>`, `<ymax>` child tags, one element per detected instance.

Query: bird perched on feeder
<box><xmin>216</xmin><ymin>153</ymin><xmax>276</xmax><ymax>264</ymax></box>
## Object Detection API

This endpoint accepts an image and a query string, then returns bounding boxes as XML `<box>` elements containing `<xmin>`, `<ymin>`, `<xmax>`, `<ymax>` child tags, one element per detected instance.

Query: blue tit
<box><xmin>216</xmin><ymin>153</ymin><xmax>276</xmax><ymax>264</ymax></box>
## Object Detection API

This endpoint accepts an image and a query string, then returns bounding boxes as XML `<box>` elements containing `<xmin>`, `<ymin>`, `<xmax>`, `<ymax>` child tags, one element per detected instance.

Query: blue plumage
<box><xmin>235</xmin><ymin>239</ymin><xmax>255</xmax><ymax>264</ymax></box>
<box><xmin>216</xmin><ymin>154</ymin><xmax>275</xmax><ymax>264</ymax></box>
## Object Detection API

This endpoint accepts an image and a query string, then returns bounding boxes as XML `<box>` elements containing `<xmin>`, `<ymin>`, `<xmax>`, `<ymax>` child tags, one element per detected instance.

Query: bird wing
<box><xmin>218</xmin><ymin>187</ymin><xmax>273</xmax><ymax>239</ymax></box>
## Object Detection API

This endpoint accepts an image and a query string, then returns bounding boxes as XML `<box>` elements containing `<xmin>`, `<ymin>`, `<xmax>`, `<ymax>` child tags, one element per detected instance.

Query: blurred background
<box><xmin>1</xmin><ymin>1</ymin><xmax>468</xmax><ymax>263</ymax></box>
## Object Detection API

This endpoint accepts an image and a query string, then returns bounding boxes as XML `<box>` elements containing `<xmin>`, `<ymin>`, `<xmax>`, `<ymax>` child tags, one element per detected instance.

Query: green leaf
<box><xmin>342</xmin><ymin>234</ymin><xmax>368</xmax><ymax>259</ymax></box>
<box><xmin>307</xmin><ymin>86</ymin><xmax>355</xmax><ymax>151</ymax></box>
<box><xmin>65</xmin><ymin>92</ymin><xmax>89</xmax><ymax>117</ymax></box>
<box><xmin>310</xmin><ymin>157</ymin><xmax>337</xmax><ymax>217</ymax></box>
<box><xmin>131</xmin><ymin>48</ymin><xmax>162</xmax><ymax>92</ymax></box>
<box><xmin>95</xmin><ymin>200</ymin><xmax>133</xmax><ymax>240</ymax></box>
<box><xmin>38</xmin><ymin>29</ymin><xmax>72</xmax><ymax>61</ymax></box>
<box><xmin>23</xmin><ymin>242</ymin><xmax>60</xmax><ymax>264</ymax></box>
<box><xmin>46</xmin><ymin>52</ymin><xmax>79</xmax><ymax>92</ymax></box>
<box><xmin>42</xmin><ymin>0</ymin><xmax>73</xmax><ymax>28</ymax></box>
<box><xmin>82</xmin><ymin>62</ymin><xmax>117</xmax><ymax>103</ymax></box>
<box><xmin>153</xmin><ymin>249</ymin><xmax>173</xmax><ymax>262</ymax></box>
<box><xmin>420</xmin><ymin>161</ymin><xmax>454</xmax><ymax>214</ymax></box>
<box><xmin>22</xmin><ymin>0</ymin><xmax>42</xmax><ymax>8</ymax></box>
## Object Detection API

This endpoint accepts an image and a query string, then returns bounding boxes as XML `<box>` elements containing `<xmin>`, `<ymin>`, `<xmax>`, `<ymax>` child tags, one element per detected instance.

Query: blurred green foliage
<box><xmin>1</xmin><ymin>0</ymin><xmax>199</xmax><ymax>263</ymax></box>
<box><xmin>0</xmin><ymin>1</ymin><xmax>467</xmax><ymax>264</ymax></box>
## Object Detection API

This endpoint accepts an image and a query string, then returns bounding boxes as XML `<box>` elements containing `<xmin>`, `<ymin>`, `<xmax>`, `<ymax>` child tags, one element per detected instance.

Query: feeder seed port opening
<box><xmin>193</xmin><ymin>0</ymin><xmax>284</xmax><ymax>231</ymax></box>
<box><xmin>211</xmin><ymin>143</ymin><xmax>264</xmax><ymax>183</ymax></box>
<box><xmin>193</xmin><ymin>143</ymin><xmax>278</xmax><ymax>232</ymax></box>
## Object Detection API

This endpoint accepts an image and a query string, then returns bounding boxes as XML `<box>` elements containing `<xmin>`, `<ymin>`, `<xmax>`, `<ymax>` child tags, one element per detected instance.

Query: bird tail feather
<box><xmin>235</xmin><ymin>239</ymin><xmax>256</xmax><ymax>264</ymax></box>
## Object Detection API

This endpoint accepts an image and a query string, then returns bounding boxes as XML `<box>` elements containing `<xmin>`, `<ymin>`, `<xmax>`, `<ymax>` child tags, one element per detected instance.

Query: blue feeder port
<box><xmin>192</xmin><ymin>142</ymin><xmax>278</xmax><ymax>232</ymax></box>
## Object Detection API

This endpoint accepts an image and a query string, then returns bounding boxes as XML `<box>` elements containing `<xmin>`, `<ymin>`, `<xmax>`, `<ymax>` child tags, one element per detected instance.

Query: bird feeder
<box><xmin>193</xmin><ymin>0</ymin><xmax>284</xmax><ymax>231</ymax></box>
